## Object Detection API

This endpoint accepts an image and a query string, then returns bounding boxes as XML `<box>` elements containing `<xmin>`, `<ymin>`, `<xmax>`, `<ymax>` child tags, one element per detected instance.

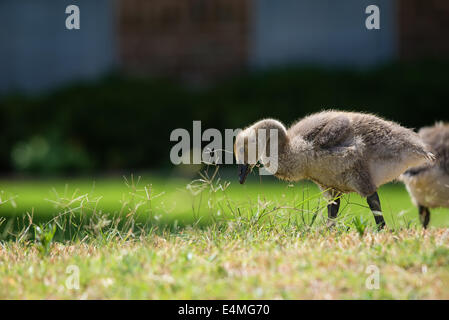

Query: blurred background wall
<box><xmin>251</xmin><ymin>0</ymin><xmax>396</xmax><ymax>68</ymax></box>
<box><xmin>399</xmin><ymin>0</ymin><xmax>449</xmax><ymax>60</ymax></box>
<box><xmin>0</xmin><ymin>0</ymin><xmax>117</xmax><ymax>94</ymax></box>
<box><xmin>2</xmin><ymin>0</ymin><xmax>448</xmax><ymax>92</ymax></box>
<box><xmin>0</xmin><ymin>0</ymin><xmax>448</xmax><ymax>175</ymax></box>
<box><xmin>119</xmin><ymin>0</ymin><xmax>249</xmax><ymax>83</ymax></box>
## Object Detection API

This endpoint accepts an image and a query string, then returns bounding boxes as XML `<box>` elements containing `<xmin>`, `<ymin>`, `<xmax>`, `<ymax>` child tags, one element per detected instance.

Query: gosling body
<box><xmin>401</xmin><ymin>122</ymin><xmax>449</xmax><ymax>228</ymax></box>
<box><xmin>235</xmin><ymin>110</ymin><xmax>433</xmax><ymax>229</ymax></box>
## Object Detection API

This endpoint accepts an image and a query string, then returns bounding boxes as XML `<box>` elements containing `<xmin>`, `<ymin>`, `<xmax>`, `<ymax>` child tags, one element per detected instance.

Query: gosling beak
<box><xmin>238</xmin><ymin>164</ymin><xmax>250</xmax><ymax>184</ymax></box>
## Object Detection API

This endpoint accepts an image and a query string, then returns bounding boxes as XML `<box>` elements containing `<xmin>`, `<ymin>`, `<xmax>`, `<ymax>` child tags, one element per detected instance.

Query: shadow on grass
<box><xmin>0</xmin><ymin>212</ymin><xmax>217</xmax><ymax>242</ymax></box>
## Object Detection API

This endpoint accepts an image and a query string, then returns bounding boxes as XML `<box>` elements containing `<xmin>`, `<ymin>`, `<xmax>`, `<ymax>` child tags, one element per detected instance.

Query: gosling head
<box><xmin>234</xmin><ymin>119</ymin><xmax>286</xmax><ymax>184</ymax></box>
<box><xmin>234</xmin><ymin>128</ymin><xmax>258</xmax><ymax>184</ymax></box>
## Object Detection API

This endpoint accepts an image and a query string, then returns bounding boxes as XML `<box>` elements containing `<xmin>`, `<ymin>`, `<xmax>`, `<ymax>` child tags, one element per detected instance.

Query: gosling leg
<box><xmin>366</xmin><ymin>192</ymin><xmax>386</xmax><ymax>230</ymax></box>
<box><xmin>326</xmin><ymin>196</ymin><xmax>341</xmax><ymax>228</ymax></box>
<box><xmin>418</xmin><ymin>205</ymin><xmax>430</xmax><ymax>229</ymax></box>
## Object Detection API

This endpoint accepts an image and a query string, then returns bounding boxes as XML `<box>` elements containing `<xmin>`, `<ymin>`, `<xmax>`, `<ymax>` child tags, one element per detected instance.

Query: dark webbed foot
<box><xmin>326</xmin><ymin>195</ymin><xmax>341</xmax><ymax>228</ymax></box>
<box><xmin>418</xmin><ymin>205</ymin><xmax>430</xmax><ymax>229</ymax></box>
<box><xmin>366</xmin><ymin>192</ymin><xmax>386</xmax><ymax>230</ymax></box>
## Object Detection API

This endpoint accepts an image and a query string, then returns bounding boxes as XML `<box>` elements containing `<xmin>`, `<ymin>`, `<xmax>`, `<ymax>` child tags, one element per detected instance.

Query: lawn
<box><xmin>0</xmin><ymin>169</ymin><xmax>449</xmax><ymax>299</ymax></box>
<box><xmin>1</xmin><ymin>170</ymin><xmax>449</xmax><ymax>229</ymax></box>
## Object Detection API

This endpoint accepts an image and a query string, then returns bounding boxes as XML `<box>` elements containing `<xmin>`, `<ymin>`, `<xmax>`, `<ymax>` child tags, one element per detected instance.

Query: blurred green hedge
<box><xmin>1</xmin><ymin>61</ymin><xmax>448</xmax><ymax>174</ymax></box>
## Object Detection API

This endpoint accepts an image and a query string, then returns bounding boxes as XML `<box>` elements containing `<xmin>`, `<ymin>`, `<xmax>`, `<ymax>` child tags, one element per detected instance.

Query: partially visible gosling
<box><xmin>400</xmin><ymin>122</ymin><xmax>449</xmax><ymax>228</ymax></box>
<box><xmin>235</xmin><ymin>110</ymin><xmax>434</xmax><ymax>229</ymax></box>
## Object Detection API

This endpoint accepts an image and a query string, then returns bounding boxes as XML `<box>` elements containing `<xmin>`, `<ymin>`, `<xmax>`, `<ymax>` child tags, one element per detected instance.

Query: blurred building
<box><xmin>1</xmin><ymin>0</ymin><xmax>448</xmax><ymax>93</ymax></box>
<box><xmin>398</xmin><ymin>0</ymin><xmax>449</xmax><ymax>60</ymax></box>
<box><xmin>119</xmin><ymin>0</ymin><xmax>249</xmax><ymax>82</ymax></box>
<box><xmin>0</xmin><ymin>0</ymin><xmax>116</xmax><ymax>94</ymax></box>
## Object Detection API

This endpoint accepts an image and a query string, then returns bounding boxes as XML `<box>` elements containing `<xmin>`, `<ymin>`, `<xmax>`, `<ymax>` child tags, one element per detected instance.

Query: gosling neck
<box><xmin>274</xmin><ymin>136</ymin><xmax>311</xmax><ymax>181</ymax></box>
<box><xmin>250</xmin><ymin>119</ymin><xmax>289</xmax><ymax>176</ymax></box>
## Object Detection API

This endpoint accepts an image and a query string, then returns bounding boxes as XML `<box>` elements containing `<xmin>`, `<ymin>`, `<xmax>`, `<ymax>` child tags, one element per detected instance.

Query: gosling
<box><xmin>400</xmin><ymin>122</ymin><xmax>449</xmax><ymax>228</ymax></box>
<box><xmin>234</xmin><ymin>110</ymin><xmax>434</xmax><ymax>229</ymax></box>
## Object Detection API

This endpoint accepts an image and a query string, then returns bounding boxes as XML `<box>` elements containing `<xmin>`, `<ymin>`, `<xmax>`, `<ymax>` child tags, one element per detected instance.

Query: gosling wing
<box><xmin>306</xmin><ymin>115</ymin><xmax>354</xmax><ymax>149</ymax></box>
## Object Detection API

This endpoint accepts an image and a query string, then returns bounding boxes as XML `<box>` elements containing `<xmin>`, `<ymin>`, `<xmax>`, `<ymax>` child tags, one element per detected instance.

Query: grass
<box><xmin>0</xmin><ymin>168</ymin><xmax>449</xmax><ymax>299</ymax></box>
<box><xmin>2</xmin><ymin>228</ymin><xmax>449</xmax><ymax>299</ymax></box>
